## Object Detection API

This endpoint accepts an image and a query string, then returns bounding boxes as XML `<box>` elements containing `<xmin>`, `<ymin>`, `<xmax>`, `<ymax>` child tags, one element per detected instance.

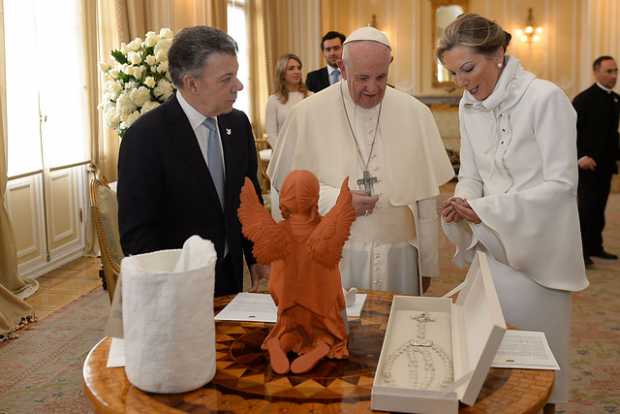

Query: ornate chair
<box><xmin>89</xmin><ymin>166</ymin><xmax>123</xmax><ymax>302</ymax></box>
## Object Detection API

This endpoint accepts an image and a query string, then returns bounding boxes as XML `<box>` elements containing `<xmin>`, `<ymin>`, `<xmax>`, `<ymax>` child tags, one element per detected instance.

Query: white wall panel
<box><xmin>6</xmin><ymin>165</ymin><xmax>88</xmax><ymax>279</ymax></box>
<box><xmin>6</xmin><ymin>175</ymin><xmax>46</xmax><ymax>274</ymax></box>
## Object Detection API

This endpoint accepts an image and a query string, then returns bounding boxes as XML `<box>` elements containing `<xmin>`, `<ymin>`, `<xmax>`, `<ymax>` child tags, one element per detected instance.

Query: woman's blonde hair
<box><xmin>274</xmin><ymin>53</ymin><xmax>309</xmax><ymax>104</ymax></box>
<box><xmin>436</xmin><ymin>13</ymin><xmax>512</xmax><ymax>63</ymax></box>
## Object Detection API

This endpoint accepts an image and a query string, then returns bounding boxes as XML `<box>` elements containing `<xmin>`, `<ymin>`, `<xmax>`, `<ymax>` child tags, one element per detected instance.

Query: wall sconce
<box><xmin>515</xmin><ymin>8</ymin><xmax>542</xmax><ymax>43</ymax></box>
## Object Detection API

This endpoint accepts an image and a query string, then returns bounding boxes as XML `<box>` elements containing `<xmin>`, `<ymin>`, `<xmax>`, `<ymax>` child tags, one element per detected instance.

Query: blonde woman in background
<box><xmin>265</xmin><ymin>54</ymin><xmax>312</xmax><ymax>148</ymax></box>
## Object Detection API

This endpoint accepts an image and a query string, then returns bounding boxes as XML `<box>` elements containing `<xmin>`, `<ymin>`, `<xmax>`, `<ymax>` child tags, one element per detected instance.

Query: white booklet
<box><xmin>491</xmin><ymin>330</ymin><xmax>560</xmax><ymax>370</ymax></box>
<box><xmin>214</xmin><ymin>292</ymin><xmax>368</xmax><ymax>323</ymax></box>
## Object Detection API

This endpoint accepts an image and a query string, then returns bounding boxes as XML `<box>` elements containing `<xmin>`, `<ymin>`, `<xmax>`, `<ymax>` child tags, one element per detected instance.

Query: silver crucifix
<box><xmin>357</xmin><ymin>170</ymin><xmax>378</xmax><ymax>196</ymax></box>
<box><xmin>411</xmin><ymin>312</ymin><xmax>435</xmax><ymax>324</ymax></box>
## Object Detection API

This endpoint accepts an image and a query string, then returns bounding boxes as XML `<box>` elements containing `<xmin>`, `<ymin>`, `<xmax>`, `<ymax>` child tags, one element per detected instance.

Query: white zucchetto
<box><xmin>343</xmin><ymin>26</ymin><xmax>391</xmax><ymax>49</ymax></box>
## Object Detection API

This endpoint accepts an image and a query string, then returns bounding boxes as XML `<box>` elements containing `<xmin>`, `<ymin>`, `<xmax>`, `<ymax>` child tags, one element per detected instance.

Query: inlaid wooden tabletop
<box><xmin>83</xmin><ymin>291</ymin><xmax>553</xmax><ymax>414</ymax></box>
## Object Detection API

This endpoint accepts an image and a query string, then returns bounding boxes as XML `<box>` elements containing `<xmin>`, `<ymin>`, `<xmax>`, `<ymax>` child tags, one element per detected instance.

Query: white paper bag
<box><xmin>122</xmin><ymin>235</ymin><xmax>217</xmax><ymax>393</ymax></box>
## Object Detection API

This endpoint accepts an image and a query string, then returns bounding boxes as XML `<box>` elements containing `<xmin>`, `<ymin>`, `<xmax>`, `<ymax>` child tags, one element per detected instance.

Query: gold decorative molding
<box><xmin>431</xmin><ymin>0</ymin><xmax>469</xmax><ymax>90</ymax></box>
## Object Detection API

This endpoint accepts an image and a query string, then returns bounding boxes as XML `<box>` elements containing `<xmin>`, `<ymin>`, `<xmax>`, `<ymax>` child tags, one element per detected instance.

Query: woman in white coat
<box><xmin>437</xmin><ymin>14</ymin><xmax>589</xmax><ymax>407</ymax></box>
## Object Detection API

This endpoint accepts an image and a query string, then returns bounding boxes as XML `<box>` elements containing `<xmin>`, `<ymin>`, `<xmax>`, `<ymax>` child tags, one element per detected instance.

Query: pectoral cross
<box><xmin>356</xmin><ymin>170</ymin><xmax>378</xmax><ymax>196</ymax></box>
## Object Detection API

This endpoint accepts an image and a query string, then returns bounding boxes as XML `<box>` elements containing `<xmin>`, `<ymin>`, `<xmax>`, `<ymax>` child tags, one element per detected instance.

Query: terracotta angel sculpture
<box><xmin>238</xmin><ymin>170</ymin><xmax>356</xmax><ymax>374</ymax></box>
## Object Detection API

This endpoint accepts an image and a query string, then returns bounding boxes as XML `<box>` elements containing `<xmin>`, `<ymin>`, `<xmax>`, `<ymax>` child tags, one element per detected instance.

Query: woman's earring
<box><xmin>497</xmin><ymin>62</ymin><xmax>503</xmax><ymax>68</ymax></box>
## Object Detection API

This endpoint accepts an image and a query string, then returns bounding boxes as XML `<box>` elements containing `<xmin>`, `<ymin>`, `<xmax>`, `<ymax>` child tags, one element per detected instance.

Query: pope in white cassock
<box><xmin>267</xmin><ymin>27</ymin><xmax>454</xmax><ymax>295</ymax></box>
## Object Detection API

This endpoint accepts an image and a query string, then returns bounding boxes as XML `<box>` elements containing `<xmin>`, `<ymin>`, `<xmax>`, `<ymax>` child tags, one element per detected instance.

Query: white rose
<box><xmin>120</xmin><ymin>108</ymin><xmax>139</xmax><ymax>123</ymax></box>
<box><xmin>143</xmin><ymin>76</ymin><xmax>156</xmax><ymax>88</ymax></box>
<box><xmin>124</xmin><ymin>81</ymin><xmax>137</xmax><ymax>90</ymax></box>
<box><xmin>144</xmin><ymin>32</ymin><xmax>160</xmax><ymax>47</ymax></box>
<box><xmin>140</xmin><ymin>100</ymin><xmax>160</xmax><ymax>114</ymax></box>
<box><xmin>114</xmin><ymin>80</ymin><xmax>124</xmax><ymax>93</ymax></box>
<box><xmin>155</xmin><ymin>50</ymin><xmax>166</xmax><ymax>63</ymax></box>
<box><xmin>157</xmin><ymin>38</ymin><xmax>173</xmax><ymax>51</ymax></box>
<box><xmin>145</xmin><ymin>55</ymin><xmax>157</xmax><ymax>66</ymax></box>
<box><xmin>106</xmin><ymin>80</ymin><xmax>123</xmax><ymax>97</ymax></box>
<box><xmin>120</xmin><ymin>110</ymin><xmax>141</xmax><ymax>130</ymax></box>
<box><xmin>109</xmin><ymin>68</ymin><xmax>120</xmax><ymax>79</ymax></box>
<box><xmin>154</xmin><ymin>38</ymin><xmax>172</xmax><ymax>62</ymax></box>
<box><xmin>127</xmin><ymin>51</ymin><xmax>142</xmax><ymax>65</ymax></box>
<box><xmin>129</xmin><ymin>86</ymin><xmax>151</xmax><ymax>107</ymax></box>
<box><xmin>127</xmin><ymin>110</ymin><xmax>141</xmax><ymax>124</ymax></box>
<box><xmin>120</xmin><ymin>43</ymin><xmax>127</xmax><ymax>54</ymax></box>
<box><xmin>159</xmin><ymin>28</ymin><xmax>174</xmax><ymax>39</ymax></box>
<box><xmin>99</xmin><ymin>62</ymin><xmax>111</xmax><ymax>72</ymax></box>
<box><xmin>116</xmin><ymin>93</ymin><xmax>137</xmax><ymax>116</ymax></box>
<box><xmin>104</xmin><ymin>106</ymin><xmax>121</xmax><ymax>129</ymax></box>
<box><xmin>153</xmin><ymin>78</ymin><xmax>173</xmax><ymax>98</ymax></box>
<box><xmin>120</xmin><ymin>64</ymin><xmax>131</xmax><ymax>75</ymax></box>
<box><xmin>130</xmin><ymin>65</ymin><xmax>145</xmax><ymax>79</ymax></box>
<box><xmin>126</xmin><ymin>38</ymin><xmax>143</xmax><ymax>52</ymax></box>
<box><xmin>157</xmin><ymin>61</ymin><xmax>168</xmax><ymax>73</ymax></box>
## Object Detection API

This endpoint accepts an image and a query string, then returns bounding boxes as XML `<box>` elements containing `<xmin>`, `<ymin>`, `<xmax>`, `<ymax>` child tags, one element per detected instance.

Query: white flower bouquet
<box><xmin>101</xmin><ymin>28</ymin><xmax>176</xmax><ymax>138</ymax></box>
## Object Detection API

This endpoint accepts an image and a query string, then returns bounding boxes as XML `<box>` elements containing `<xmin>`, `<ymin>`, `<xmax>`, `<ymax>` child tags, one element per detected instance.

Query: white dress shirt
<box><xmin>176</xmin><ymin>91</ymin><xmax>226</xmax><ymax>175</ymax></box>
<box><xmin>327</xmin><ymin>65</ymin><xmax>340</xmax><ymax>84</ymax></box>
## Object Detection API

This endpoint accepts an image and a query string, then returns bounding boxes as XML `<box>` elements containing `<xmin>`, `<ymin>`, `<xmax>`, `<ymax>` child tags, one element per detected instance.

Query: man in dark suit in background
<box><xmin>305</xmin><ymin>31</ymin><xmax>346</xmax><ymax>93</ymax></box>
<box><xmin>573</xmin><ymin>55</ymin><xmax>620</xmax><ymax>267</ymax></box>
<box><xmin>118</xmin><ymin>26</ymin><xmax>269</xmax><ymax>295</ymax></box>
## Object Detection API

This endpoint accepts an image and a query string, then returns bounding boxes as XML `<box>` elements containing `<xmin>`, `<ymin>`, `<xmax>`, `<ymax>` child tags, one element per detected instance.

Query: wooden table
<box><xmin>83</xmin><ymin>291</ymin><xmax>553</xmax><ymax>413</ymax></box>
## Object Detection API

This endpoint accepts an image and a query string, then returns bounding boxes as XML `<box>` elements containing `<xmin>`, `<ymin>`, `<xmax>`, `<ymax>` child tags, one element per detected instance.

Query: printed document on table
<box><xmin>492</xmin><ymin>330</ymin><xmax>560</xmax><ymax>370</ymax></box>
<box><xmin>214</xmin><ymin>292</ymin><xmax>367</xmax><ymax>323</ymax></box>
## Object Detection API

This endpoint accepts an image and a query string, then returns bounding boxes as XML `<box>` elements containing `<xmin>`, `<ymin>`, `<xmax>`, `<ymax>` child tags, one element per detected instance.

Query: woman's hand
<box><xmin>440</xmin><ymin>197</ymin><xmax>463</xmax><ymax>223</ymax></box>
<box><xmin>450</xmin><ymin>198</ymin><xmax>481</xmax><ymax>224</ymax></box>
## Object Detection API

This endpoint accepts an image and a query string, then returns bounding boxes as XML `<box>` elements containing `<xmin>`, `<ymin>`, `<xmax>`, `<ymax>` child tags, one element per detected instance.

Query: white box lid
<box><xmin>451</xmin><ymin>251</ymin><xmax>506</xmax><ymax>405</ymax></box>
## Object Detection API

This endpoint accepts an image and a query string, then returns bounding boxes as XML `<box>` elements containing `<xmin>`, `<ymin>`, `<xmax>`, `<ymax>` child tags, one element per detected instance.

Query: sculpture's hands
<box><xmin>351</xmin><ymin>190</ymin><xmax>379</xmax><ymax>217</ymax></box>
<box><xmin>249</xmin><ymin>263</ymin><xmax>271</xmax><ymax>292</ymax></box>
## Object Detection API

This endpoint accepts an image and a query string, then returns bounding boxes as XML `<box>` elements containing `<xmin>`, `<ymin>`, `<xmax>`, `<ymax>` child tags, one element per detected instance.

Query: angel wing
<box><xmin>237</xmin><ymin>178</ymin><xmax>292</xmax><ymax>264</ymax></box>
<box><xmin>306</xmin><ymin>177</ymin><xmax>357</xmax><ymax>268</ymax></box>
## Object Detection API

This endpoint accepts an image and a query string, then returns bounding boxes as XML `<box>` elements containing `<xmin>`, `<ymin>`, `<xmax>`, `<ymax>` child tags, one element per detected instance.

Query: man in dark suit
<box><xmin>305</xmin><ymin>31</ymin><xmax>346</xmax><ymax>93</ymax></box>
<box><xmin>573</xmin><ymin>55</ymin><xmax>620</xmax><ymax>267</ymax></box>
<box><xmin>118</xmin><ymin>26</ymin><xmax>269</xmax><ymax>296</ymax></box>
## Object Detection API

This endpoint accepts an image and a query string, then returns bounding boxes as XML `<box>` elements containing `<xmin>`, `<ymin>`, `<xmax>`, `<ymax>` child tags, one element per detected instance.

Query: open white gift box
<box><xmin>371</xmin><ymin>251</ymin><xmax>506</xmax><ymax>414</ymax></box>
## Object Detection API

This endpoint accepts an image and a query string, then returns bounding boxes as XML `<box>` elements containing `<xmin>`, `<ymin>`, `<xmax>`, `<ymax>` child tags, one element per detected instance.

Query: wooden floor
<box><xmin>25</xmin><ymin>257</ymin><xmax>102</xmax><ymax>320</ymax></box>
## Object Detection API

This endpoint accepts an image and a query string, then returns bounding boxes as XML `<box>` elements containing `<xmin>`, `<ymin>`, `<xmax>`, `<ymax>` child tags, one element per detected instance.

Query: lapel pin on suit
<box><xmin>226</xmin><ymin>128</ymin><xmax>232</xmax><ymax>135</ymax></box>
